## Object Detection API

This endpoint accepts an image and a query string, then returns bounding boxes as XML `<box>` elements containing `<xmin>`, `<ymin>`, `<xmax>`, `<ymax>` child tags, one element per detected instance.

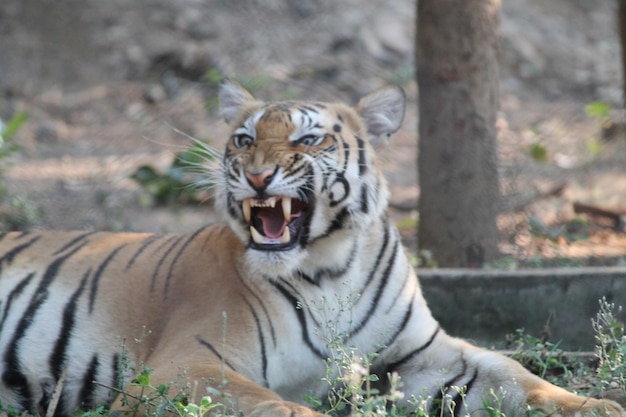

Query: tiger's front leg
<box><xmin>108</xmin><ymin>364</ymin><xmax>325</xmax><ymax>417</ymax></box>
<box><xmin>394</xmin><ymin>332</ymin><xmax>624</xmax><ymax>417</ymax></box>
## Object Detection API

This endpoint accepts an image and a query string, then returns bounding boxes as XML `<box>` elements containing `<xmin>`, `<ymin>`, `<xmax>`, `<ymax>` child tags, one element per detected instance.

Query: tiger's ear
<box><xmin>356</xmin><ymin>85</ymin><xmax>406</xmax><ymax>147</ymax></box>
<box><xmin>218</xmin><ymin>78</ymin><xmax>260</xmax><ymax>125</ymax></box>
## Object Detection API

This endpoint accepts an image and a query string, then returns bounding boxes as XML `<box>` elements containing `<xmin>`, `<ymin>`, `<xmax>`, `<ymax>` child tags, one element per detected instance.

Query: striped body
<box><xmin>0</xmin><ymin>223</ymin><xmax>436</xmax><ymax>415</ymax></box>
<box><xmin>0</xmin><ymin>80</ymin><xmax>623</xmax><ymax>417</ymax></box>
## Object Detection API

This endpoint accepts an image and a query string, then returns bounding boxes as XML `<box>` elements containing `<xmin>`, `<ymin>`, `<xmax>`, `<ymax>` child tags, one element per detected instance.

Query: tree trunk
<box><xmin>416</xmin><ymin>0</ymin><xmax>501</xmax><ymax>268</ymax></box>
<box><xmin>617</xmin><ymin>0</ymin><xmax>626</xmax><ymax>108</ymax></box>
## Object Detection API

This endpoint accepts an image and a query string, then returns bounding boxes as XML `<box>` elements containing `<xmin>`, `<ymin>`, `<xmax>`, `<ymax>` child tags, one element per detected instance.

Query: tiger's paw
<box><xmin>567</xmin><ymin>397</ymin><xmax>625</xmax><ymax>417</ymax></box>
<box><xmin>528</xmin><ymin>389</ymin><xmax>626</xmax><ymax>417</ymax></box>
<box><xmin>248</xmin><ymin>400</ymin><xmax>325</xmax><ymax>417</ymax></box>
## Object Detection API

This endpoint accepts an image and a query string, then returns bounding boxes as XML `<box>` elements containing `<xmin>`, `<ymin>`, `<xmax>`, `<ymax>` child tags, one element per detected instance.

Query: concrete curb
<box><xmin>417</xmin><ymin>267</ymin><xmax>626</xmax><ymax>350</ymax></box>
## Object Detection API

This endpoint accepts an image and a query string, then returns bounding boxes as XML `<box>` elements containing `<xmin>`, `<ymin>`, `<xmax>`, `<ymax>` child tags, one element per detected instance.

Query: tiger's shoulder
<box><xmin>0</xmin><ymin>224</ymin><xmax>241</xmax><ymax>277</ymax></box>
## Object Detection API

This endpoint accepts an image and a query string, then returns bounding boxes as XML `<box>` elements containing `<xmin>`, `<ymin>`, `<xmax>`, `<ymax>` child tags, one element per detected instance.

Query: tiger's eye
<box><xmin>233</xmin><ymin>134</ymin><xmax>254</xmax><ymax>148</ymax></box>
<box><xmin>296</xmin><ymin>134</ymin><xmax>320</xmax><ymax>146</ymax></box>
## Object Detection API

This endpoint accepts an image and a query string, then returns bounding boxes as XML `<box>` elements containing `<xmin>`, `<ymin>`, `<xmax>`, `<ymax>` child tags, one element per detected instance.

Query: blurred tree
<box><xmin>617</xmin><ymin>0</ymin><xmax>626</xmax><ymax>108</ymax></box>
<box><xmin>416</xmin><ymin>0</ymin><xmax>501</xmax><ymax>267</ymax></box>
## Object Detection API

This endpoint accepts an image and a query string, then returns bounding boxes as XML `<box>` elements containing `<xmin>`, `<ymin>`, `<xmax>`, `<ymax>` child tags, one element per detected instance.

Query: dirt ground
<box><xmin>1</xmin><ymin>0</ymin><xmax>625</xmax><ymax>267</ymax></box>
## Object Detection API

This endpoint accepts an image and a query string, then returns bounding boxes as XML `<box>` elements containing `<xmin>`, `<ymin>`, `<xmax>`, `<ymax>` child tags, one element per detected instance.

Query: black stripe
<box><xmin>112</xmin><ymin>353</ymin><xmax>125</xmax><ymax>392</ymax></box>
<box><xmin>226</xmin><ymin>193</ymin><xmax>240</xmax><ymax>221</ymax></box>
<box><xmin>384</xmin><ymin>326</ymin><xmax>441</xmax><ymax>373</ymax></box>
<box><xmin>242</xmin><ymin>296</ymin><xmax>269</xmax><ymax>387</ymax></box>
<box><xmin>270</xmin><ymin>281</ymin><xmax>325</xmax><ymax>359</ymax></box>
<box><xmin>284</xmin><ymin>158</ymin><xmax>308</xmax><ymax>178</ymax></box>
<box><xmin>200</xmin><ymin>228</ymin><xmax>219</xmax><ymax>253</ymax></box>
<box><xmin>341</xmin><ymin>139</ymin><xmax>350</xmax><ymax>172</ymax></box>
<box><xmin>298</xmin><ymin>273</ymin><xmax>320</xmax><ymax>287</ymax></box>
<box><xmin>126</xmin><ymin>235</ymin><xmax>159</xmax><ymax>270</ymax></box>
<box><xmin>322</xmin><ymin>207</ymin><xmax>349</xmax><ymax>237</ymax></box>
<box><xmin>79</xmin><ymin>355</ymin><xmax>100</xmax><ymax>411</ymax></box>
<box><xmin>163</xmin><ymin>227</ymin><xmax>208</xmax><ymax>297</ymax></box>
<box><xmin>150</xmin><ymin>235</ymin><xmax>180</xmax><ymax>256</ymax></box>
<box><xmin>430</xmin><ymin>360</ymin><xmax>468</xmax><ymax>417</ymax></box>
<box><xmin>1</xmin><ymin>368</ymin><xmax>31</xmax><ymax>411</ymax></box>
<box><xmin>384</xmin><ymin>245</ymin><xmax>414</xmax><ymax>315</ymax></box>
<box><xmin>0</xmin><ymin>235</ymin><xmax>42</xmax><ymax>268</ymax></box>
<box><xmin>355</xmin><ymin>136</ymin><xmax>367</xmax><ymax>176</ymax></box>
<box><xmin>328</xmin><ymin>175</ymin><xmax>350</xmax><ymax>207</ymax></box>
<box><xmin>303</xmin><ymin>240</ymin><xmax>358</xmax><ymax>283</ymax></box>
<box><xmin>350</xmin><ymin>239</ymin><xmax>399</xmax><ymax>337</ymax></box>
<box><xmin>0</xmin><ymin>232</ymin><xmax>8</xmax><ymax>243</ymax></box>
<box><xmin>150</xmin><ymin>236</ymin><xmax>184</xmax><ymax>291</ymax></box>
<box><xmin>52</xmin><ymin>231</ymin><xmax>96</xmax><ymax>256</ymax></box>
<box><xmin>12</xmin><ymin>231</ymin><xmax>30</xmax><ymax>239</ymax></box>
<box><xmin>2</xmin><ymin>242</ymin><xmax>86</xmax><ymax>411</ymax></box>
<box><xmin>369</xmin><ymin>239</ymin><xmax>400</xmax><ymax>307</ymax></box>
<box><xmin>359</xmin><ymin>184</ymin><xmax>369</xmax><ymax>214</ymax></box>
<box><xmin>451</xmin><ymin>369</ymin><xmax>478</xmax><ymax>417</ymax></box>
<box><xmin>377</xmin><ymin>298</ymin><xmax>413</xmax><ymax>354</ymax></box>
<box><xmin>300</xmin><ymin>105</ymin><xmax>320</xmax><ymax>114</ymax></box>
<box><xmin>196</xmin><ymin>336</ymin><xmax>237</xmax><ymax>371</ymax></box>
<box><xmin>343</xmin><ymin>223</ymin><xmax>389</xmax><ymax>333</ymax></box>
<box><xmin>237</xmin><ymin>273</ymin><xmax>276</xmax><ymax>346</ymax></box>
<box><xmin>49</xmin><ymin>269</ymin><xmax>90</xmax><ymax>379</ymax></box>
<box><xmin>0</xmin><ymin>272</ymin><xmax>36</xmax><ymax>334</ymax></box>
<box><xmin>362</xmin><ymin>223</ymin><xmax>390</xmax><ymax>290</ymax></box>
<box><xmin>89</xmin><ymin>245</ymin><xmax>126</xmax><ymax>313</ymax></box>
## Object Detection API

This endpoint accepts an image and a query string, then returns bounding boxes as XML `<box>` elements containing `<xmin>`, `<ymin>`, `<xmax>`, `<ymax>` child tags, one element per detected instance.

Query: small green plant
<box><xmin>592</xmin><ymin>297</ymin><xmax>626</xmax><ymax>393</ymax></box>
<box><xmin>175</xmin><ymin>394</ymin><xmax>229</xmax><ymax>417</ymax></box>
<box><xmin>304</xmin><ymin>293</ymin><xmax>407</xmax><ymax>417</ymax></box>
<box><xmin>120</xmin><ymin>365</ymin><xmax>187</xmax><ymax>417</ymax></box>
<box><xmin>206</xmin><ymin>68</ymin><xmax>225</xmax><ymax>87</ymax></box>
<box><xmin>0</xmin><ymin>112</ymin><xmax>40</xmax><ymax>230</ymax></box>
<box><xmin>527</xmin><ymin>142</ymin><xmax>548</xmax><ymax>164</ymax></box>
<box><xmin>131</xmin><ymin>140</ymin><xmax>217</xmax><ymax>207</ymax></box>
<box><xmin>584</xmin><ymin>100</ymin><xmax>618</xmax><ymax>155</ymax></box>
<box><xmin>111</xmin><ymin>365</ymin><xmax>235</xmax><ymax>417</ymax></box>
<box><xmin>479</xmin><ymin>387</ymin><xmax>515</xmax><ymax>417</ymax></box>
<box><xmin>506</xmin><ymin>329</ymin><xmax>571</xmax><ymax>382</ymax></box>
<box><xmin>0</xmin><ymin>112</ymin><xmax>27</xmax><ymax>176</ymax></box>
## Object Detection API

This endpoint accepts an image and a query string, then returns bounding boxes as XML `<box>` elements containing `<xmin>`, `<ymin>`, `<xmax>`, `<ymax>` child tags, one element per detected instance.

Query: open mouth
<box><xmin>242</xmin><ymin>196</ymin><xmax>309</xmax><ymax>251</ymax></box>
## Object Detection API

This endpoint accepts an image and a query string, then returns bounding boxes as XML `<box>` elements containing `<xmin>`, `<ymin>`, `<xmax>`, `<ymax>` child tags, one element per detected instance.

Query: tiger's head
<box><xmin>216</xmin><ymin>79</ymin><xmax>405</xmax><ymax>276</ymax></box>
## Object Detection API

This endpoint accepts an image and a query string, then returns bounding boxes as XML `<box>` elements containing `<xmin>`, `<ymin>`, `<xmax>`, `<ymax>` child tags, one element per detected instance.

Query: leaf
<box><xmin>174</xmin><ymin>141</ymin><xmax>214</xmax><ymax>169</ymax></box>
<box><xmin>130</xmin><ymin>165</ymin><xmax>161</xmax><ymax>184</ymax></box>
<box><xmin>1</xmin><ymin>112</ymin><xmax>28</xmax><ymax>141</ymax></box>
<box><xmin>527</xmin><ymin>142</ymin><xmax>548</xmax><ymax>163</ymax></box>
<box><xmin>586</xmin><ymin>138</ymin><xmax>602</xmax><ymax>157</ymax></box>
<box><xmin>585</xmin><ymin>101</ymin><xmax>611</xmax><ymax>119</ymax></box>
<box><xmin>205</xmin><ymin>68</ymin><xmax>224</xmax><ymax>86</ymax></box>
<box><xmin>132</xmin><ymin>369</ymin><xmax>151</xmax><ymax>386</ymax></box>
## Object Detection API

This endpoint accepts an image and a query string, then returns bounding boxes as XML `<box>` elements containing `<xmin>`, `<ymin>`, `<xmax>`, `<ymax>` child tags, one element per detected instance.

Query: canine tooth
<box><xmin>242</xmin><ymin>199</ymin><xmax>251</xmax><ymax>223</ymax></box>
<box><xmin>281</xmin><ymin>227</ymin><xmax>290</xmax><ymax>243</ymax></box>
<box><xmin>282</xmin><ymin>197</ymin><xmax>292</xmax><ymax>222</ymax></box>
<box><xmin>250</xmin><ymin>226</ymin><xmax>264</xmax><ymax>244</ymax></box>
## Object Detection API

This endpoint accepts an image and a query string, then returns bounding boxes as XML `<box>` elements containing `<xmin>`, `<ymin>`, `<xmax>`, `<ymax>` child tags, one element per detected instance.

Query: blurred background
<box><xmin>0</xmin><ymin>0</ymin><xmax>624</xmax><ymax>268</ymax></box>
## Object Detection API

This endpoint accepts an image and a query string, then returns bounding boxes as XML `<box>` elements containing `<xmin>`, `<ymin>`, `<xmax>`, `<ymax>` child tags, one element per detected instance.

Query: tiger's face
<box><xmin>216</xmin><ymin>80</ymin><xmax>405</xmax><ymax>275</ymax></box>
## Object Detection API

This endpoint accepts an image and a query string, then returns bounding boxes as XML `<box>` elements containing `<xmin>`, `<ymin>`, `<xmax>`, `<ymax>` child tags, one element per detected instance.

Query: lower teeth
<box><xmin>250</xmin><ymin>226</ymin><xmax>291</xmax><ymax>245</ymax></box>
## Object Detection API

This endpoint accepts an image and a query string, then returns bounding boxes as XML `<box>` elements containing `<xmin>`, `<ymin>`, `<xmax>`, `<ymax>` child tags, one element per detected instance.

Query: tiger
<box><xmin>0</xmin><ymin>79</ymin><xmax>623</xmax><ymax>417</ymax></box>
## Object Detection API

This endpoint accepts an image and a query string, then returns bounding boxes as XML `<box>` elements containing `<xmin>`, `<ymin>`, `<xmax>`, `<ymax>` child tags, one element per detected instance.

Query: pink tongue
<box><xmin>258</xmin><ymin>210</ymin><xmax>287</xmax><ymax>239</ymax></box>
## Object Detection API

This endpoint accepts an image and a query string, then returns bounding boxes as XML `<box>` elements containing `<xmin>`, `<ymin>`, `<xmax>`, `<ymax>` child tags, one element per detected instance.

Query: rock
<box><xmin>35</xmin><ymin>122</ymin><xmax>59</xmax><ymax>143</ymax></box>
<box><xmin>143</xmin><ymin>84</ymin><xmax>167</xmax><ymax>104</ymax></box>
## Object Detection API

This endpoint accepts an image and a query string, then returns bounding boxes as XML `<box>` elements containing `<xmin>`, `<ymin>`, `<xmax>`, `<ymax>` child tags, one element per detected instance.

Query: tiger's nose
<box><xmin>244</xmin><ymin>167</ymin><xmax>277</xmax><ymax>193</ymax></box>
